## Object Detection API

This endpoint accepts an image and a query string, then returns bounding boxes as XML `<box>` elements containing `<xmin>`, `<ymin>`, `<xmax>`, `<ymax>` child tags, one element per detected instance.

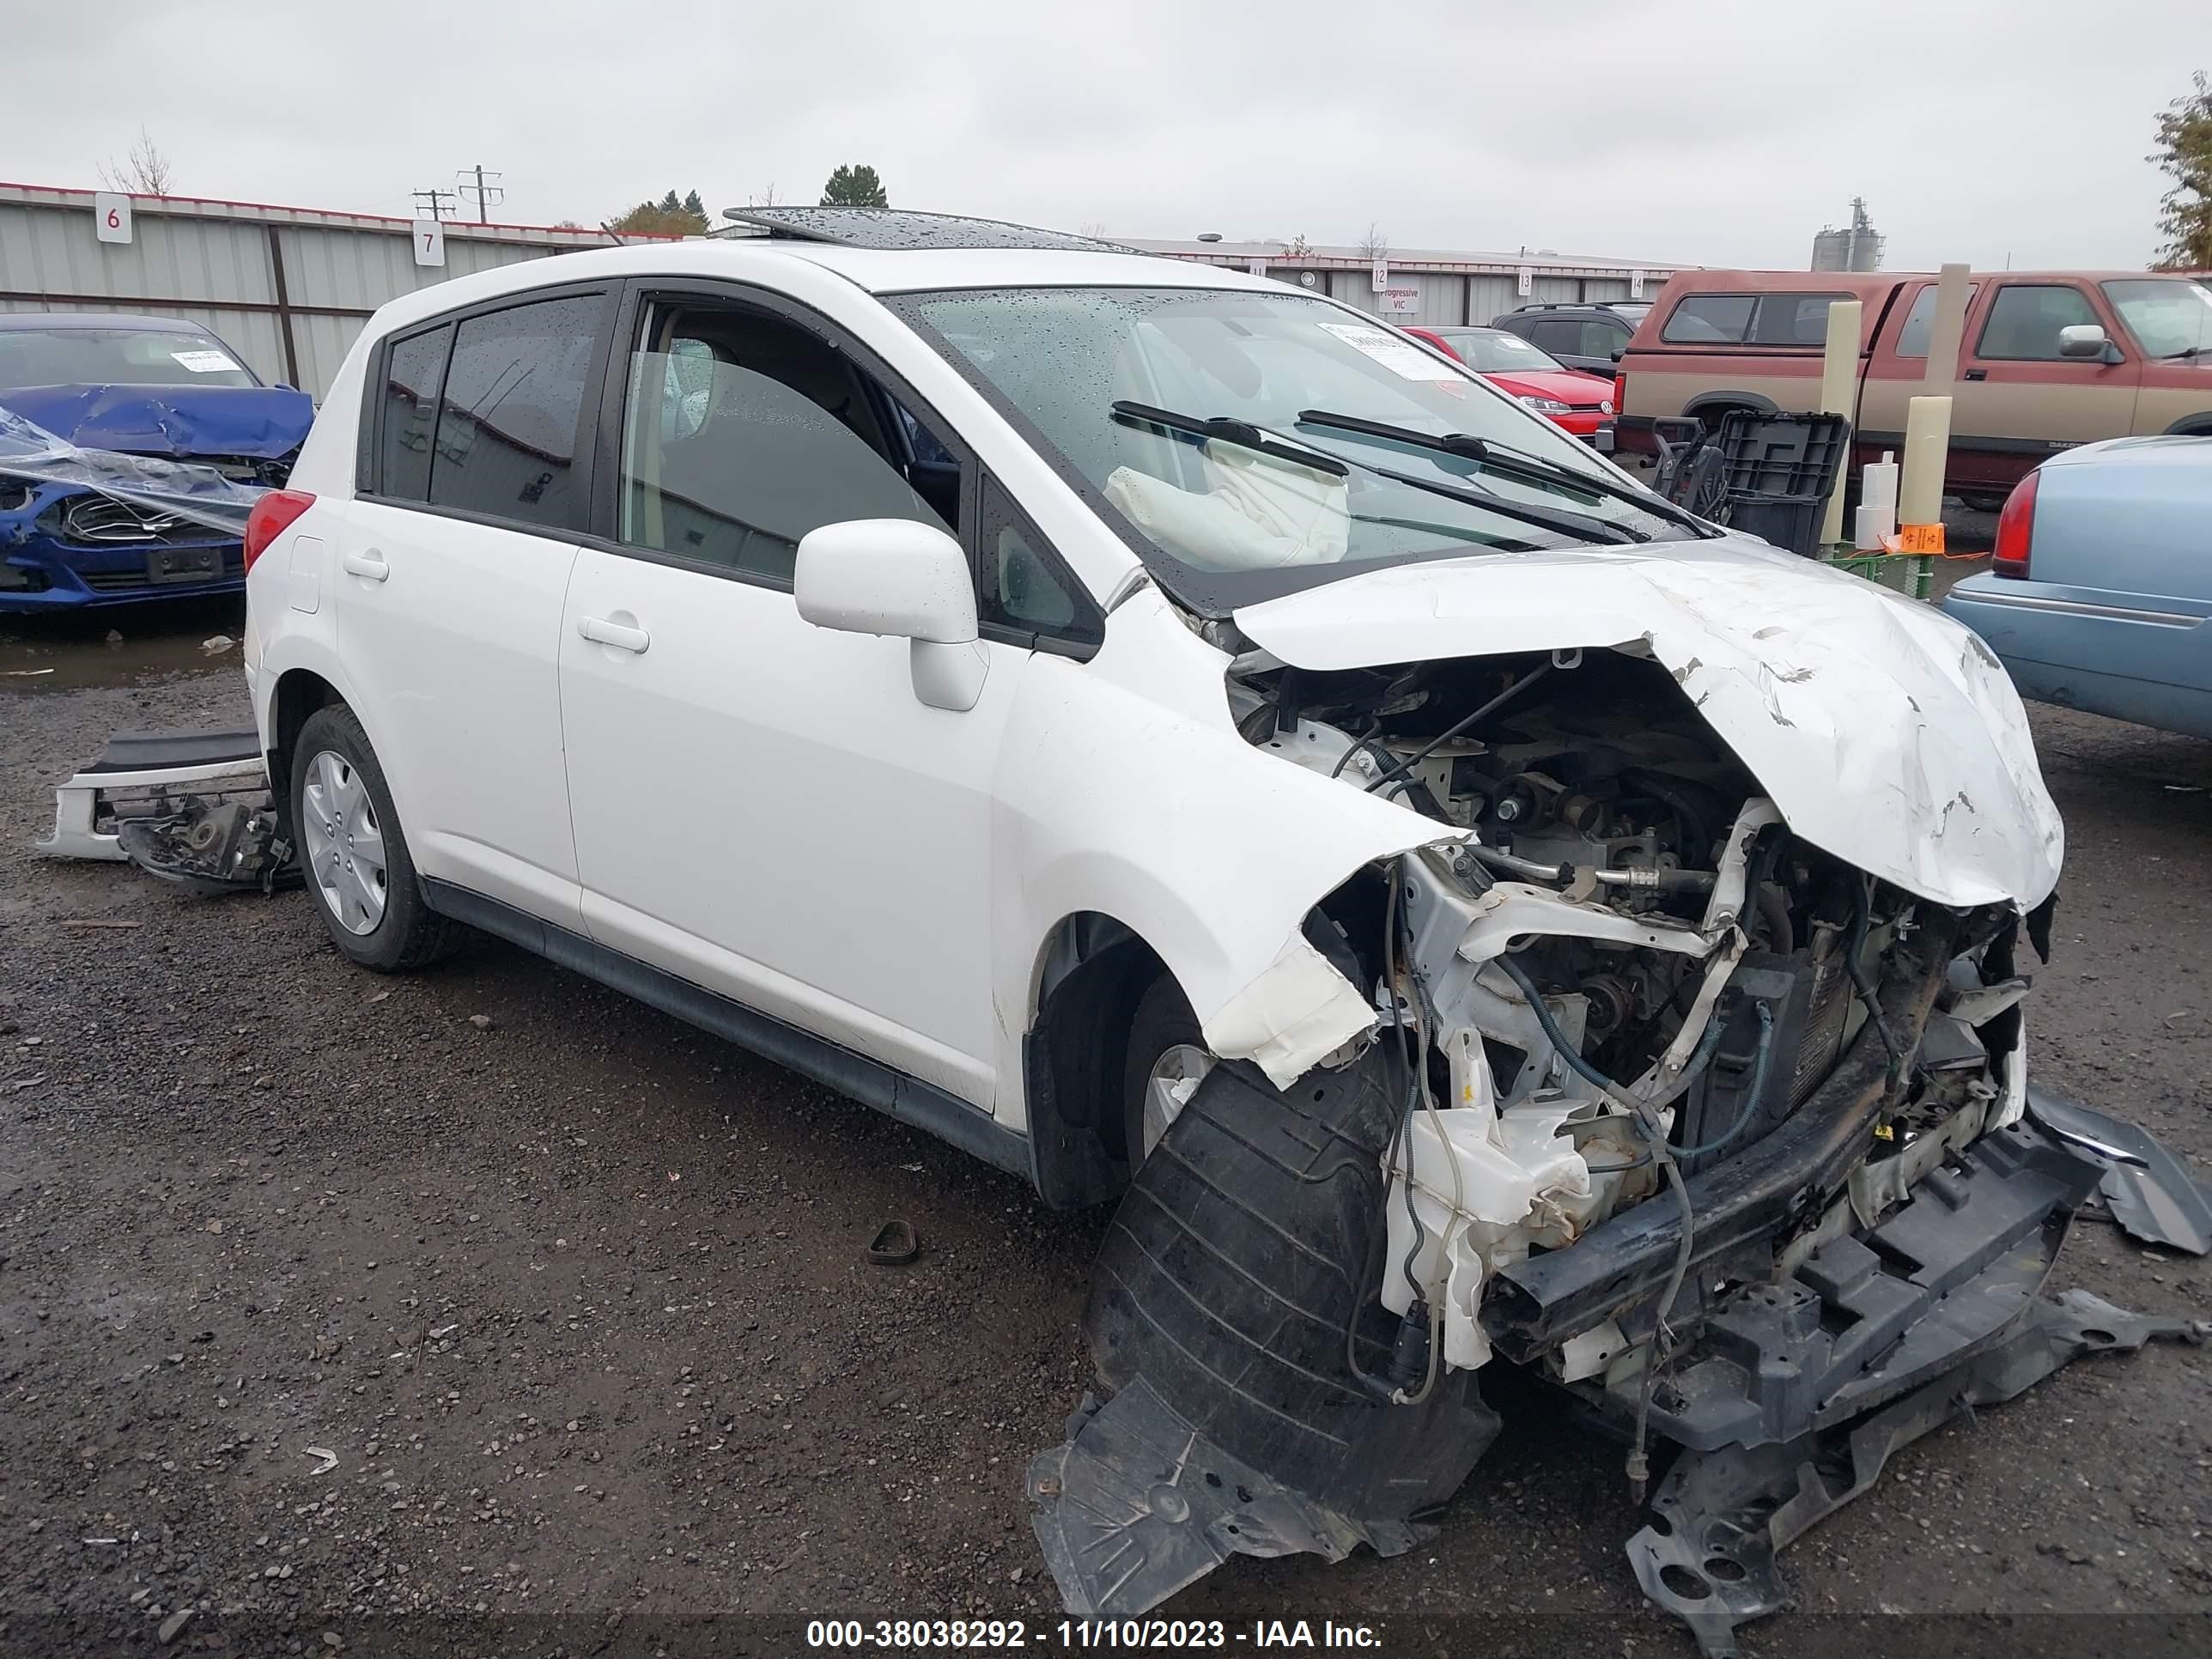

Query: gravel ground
<box><xmin>2</xmin><ymin>615</ymin><xmax>2209</xmax><ymax>1658</ymax></box>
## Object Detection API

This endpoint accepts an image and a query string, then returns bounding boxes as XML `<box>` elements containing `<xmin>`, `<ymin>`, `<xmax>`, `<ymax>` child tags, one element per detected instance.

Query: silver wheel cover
<box><xmin>300</xmin><ymin>749</ymin><xmax>388</xmax><ymax>936</ymax></box>
<box><xmin>1140</xmin><ymin>1042</ymin><xmax>1215</xmax><ymax>1160</ymax></box>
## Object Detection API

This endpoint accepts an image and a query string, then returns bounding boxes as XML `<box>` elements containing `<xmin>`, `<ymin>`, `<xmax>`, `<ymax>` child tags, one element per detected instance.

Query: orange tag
<box><xmin>1896</xmin><ymin>522</ymin><xmax>1945</xmax><ymax>556</ymax></box>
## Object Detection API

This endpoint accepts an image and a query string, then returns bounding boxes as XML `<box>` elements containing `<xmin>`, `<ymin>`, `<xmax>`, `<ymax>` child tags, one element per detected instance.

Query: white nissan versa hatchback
<box><xmin>236</xmin><ymin>209</ymin><xmax>2197</xmax><ymax>1650</ymax></box>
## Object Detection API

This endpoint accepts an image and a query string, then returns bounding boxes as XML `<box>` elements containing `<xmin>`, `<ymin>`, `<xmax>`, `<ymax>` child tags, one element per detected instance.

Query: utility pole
<box><xmin>410</xmin><ymin>186</ymin><xmax>456</xmax><ymax>222</ymax></box>
<box><xmin>456</xmin><ymin>164</ymin><xmax>504</xmax><ymax>224</ymax></box>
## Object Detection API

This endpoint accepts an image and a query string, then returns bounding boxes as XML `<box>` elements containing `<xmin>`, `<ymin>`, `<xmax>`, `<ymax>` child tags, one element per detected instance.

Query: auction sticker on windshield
<box><xmin>171</xmin><ymin>349</ymin><xmax>242</xmax><ymax>374</ymax></box>
<box><xmin>1317</xmin><ymin>321</ymin><xmax>1457</xmax><ymax>381</ymax></box>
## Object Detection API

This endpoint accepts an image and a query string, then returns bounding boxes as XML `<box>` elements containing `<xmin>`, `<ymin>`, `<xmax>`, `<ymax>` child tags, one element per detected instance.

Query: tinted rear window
<box><xmin>427</xmin><ymin>295</ymin><xmax>604</xmax><ymax>532</ymax></box>
<box><xmin>374</xmin><ymin>325</ymin><xmax>450</xmax><ymax>501</ymax></box>
<box><xmin>1660</xmin><ymin>292</ymin><xmax>1851</xmax><ymax>346</ymax></box>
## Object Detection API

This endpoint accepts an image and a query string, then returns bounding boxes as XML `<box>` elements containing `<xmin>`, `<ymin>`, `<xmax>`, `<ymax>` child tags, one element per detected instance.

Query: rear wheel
<box><xmin>1121</xmin><ymin>974</ymin><xmax>1213</xmax><ymax>1169</ymax></box>
<box><xmin>291</xmin><ymin>705</ymin><xmax>455</xmax><ymax>972</ymax></box>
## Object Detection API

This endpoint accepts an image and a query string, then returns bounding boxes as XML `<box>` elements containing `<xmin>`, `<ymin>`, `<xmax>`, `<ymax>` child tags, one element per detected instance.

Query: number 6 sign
<box><xmin>94</xmin><ymin>192</ymin><xmax>132</xmax><ymax>245</ymax></box>
<box><xmin>413</xmin><ymin>220</ymin><xmax>446</xmax><ymax>269</ymax></box>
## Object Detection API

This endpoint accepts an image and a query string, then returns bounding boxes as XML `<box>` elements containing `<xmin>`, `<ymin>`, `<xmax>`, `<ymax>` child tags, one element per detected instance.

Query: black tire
<box><xmin>1120</xmin><ymin>972</ymin><xmax>1206</xmax><ymax>1169</ymax></box>
<box><xmin>290</xmin><ymin>704</ymin><xmax>457</xmax><ymax>972</ymax></box>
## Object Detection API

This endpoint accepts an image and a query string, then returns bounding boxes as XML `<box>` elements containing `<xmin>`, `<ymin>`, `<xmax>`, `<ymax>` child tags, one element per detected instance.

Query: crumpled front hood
<box><xmin>1233</xmin><ymin>535</ymin><xmax>2063</xmax><ymax>909</ymax></box>
<box><xmin>0</xmin><ymin>383</ymin><xmax>313</xmax><ymax>460</ymax></box>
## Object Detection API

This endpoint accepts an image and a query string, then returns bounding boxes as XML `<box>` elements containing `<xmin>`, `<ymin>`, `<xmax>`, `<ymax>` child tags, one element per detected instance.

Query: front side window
<box><xmin>428</xmin><ymin>295</ymin><xmax>603</xmax><ymax>532</ymax></box>
<box><xmin>1893</xmin><ymin>283</ymin><xmax>1981</xmax><ymax>357</ymax></box>
<box><xmin>890</xmin><ymin>285</ymin><xmax>1689</xmax><ymax>610</ymax></box>
<box><xmin>0</xmin><ymin>325</ymin><xmax>258</xmax><ymax>389</ymax></box>
<box><xmin>615</xmin><ymin>301</ymin><xmax>950</xmax><ymax>583</ymax></box>
<box><xmin>2101</xmin><ymin>278</ymin><xmax>2212</xmax><ymax>360</ymax></box>
<box><xmin>1975</xmin><ymin>285</ymin><xmax>2101</xmax><ymax>362</ymax></box>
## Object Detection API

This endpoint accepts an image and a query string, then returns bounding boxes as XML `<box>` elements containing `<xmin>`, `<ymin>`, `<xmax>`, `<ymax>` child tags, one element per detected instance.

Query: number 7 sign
<box><xmin>413</xmin><ymin>220</ymin><xmax>446</xmax><ymax>268</ymax></box>
<box><xmin>94</xmin><ymin>192</ymin><xmax>133</xmax><ymax>245</ymax></box>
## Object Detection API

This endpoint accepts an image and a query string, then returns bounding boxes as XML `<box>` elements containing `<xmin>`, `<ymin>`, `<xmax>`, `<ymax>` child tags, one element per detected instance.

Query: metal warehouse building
<box><xmin>0</xmin><ymin>183</ymin><xmax>677</xmax><ymax>399</ymax></box>
<box><xmin>1125</xmin><ymin>238</ymin><xmax>1683</xmax><ymax>329</ymax></box>
<box><xmin>0</xmin><ymin>185</ymin><xmax>1687</xmax><ymax>401</ymax></box>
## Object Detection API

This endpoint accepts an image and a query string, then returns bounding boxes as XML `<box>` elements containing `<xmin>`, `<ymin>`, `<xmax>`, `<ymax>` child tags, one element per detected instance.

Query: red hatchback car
<box><xmin>1404</xmin><ymin>325</ymin><xmax>1616</xmax><ymax>440</ymax></box>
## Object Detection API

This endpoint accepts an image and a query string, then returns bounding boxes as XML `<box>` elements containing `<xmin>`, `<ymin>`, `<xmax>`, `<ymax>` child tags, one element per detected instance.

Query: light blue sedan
<box><xmin>1943</xmin><ymin>434</ymin><xmax>2212</xmax><ymax>739</ymax></box>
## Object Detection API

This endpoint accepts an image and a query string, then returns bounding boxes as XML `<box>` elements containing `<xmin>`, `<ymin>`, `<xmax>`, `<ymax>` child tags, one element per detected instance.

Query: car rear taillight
<box><xmin>241</xmin><ymin>489</ymin><xmax>315</xmax><ymax>573</ymax></box>
<box><xmin>1612</xmin><ymin>371</ymin><xmax>1627</xmax><ymax>415</ymax></box>
<box><xmin>1991</xmin><ymin>471</ymin><xmax>2038</xmax><ymax>579</ymax></box>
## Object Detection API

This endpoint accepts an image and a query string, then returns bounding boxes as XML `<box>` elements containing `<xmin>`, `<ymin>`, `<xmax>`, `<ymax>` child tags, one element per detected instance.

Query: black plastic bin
<box><xmin>1723</xmin><ymin>493</ymin><xmax>1825</xmax><ymax>556</ymax></box>
<box><xmin>1710</xmin><ymin>410</ymin><xmax>1850</xmax><ymax>555</ymax></box>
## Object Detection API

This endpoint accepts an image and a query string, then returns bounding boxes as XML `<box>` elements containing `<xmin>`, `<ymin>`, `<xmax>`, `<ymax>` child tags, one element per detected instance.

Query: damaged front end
<box><xmin>1</xmin><ymin>397</ymin><xmax>298</xmax><ymax>611</ymax></box>
<box><xmin>1034</xmin><ymin>631</ymin><xmax>2206</xmax><ymax>1653</ymax></box>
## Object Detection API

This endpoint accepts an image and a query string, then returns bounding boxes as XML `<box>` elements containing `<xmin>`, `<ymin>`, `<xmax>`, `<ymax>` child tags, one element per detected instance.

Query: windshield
<box><xmin>890</xmin><ymin>286</ymin><xmax>1685</xmax><ymax>608</ymax></box>
<box><xmin>2102</xmin><ymin>279</ymin><xmax>2212</xmax><ymax>358</ymax></box>
<box><xmin>0</xmin><ymin>326</ymin><xmax>258</xmax><ymax>390</ymax></box>
<box><xmin>1435</xmin><ymin>328</ymin><xmax>1570</xmax><ymax>374</ymax></box>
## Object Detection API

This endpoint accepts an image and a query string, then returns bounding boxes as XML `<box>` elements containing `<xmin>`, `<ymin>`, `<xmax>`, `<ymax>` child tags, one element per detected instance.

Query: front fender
<box><xmin>992</xmin><ymin>590</ymin><xmax>1449</xmax><ymax>1104</ymax></box>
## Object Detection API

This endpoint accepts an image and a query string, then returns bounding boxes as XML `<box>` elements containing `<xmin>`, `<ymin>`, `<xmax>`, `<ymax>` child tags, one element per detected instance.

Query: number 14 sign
<box><xmin>413</xmin><ymin>220</ymin><xmax>446</xmax><ymax>268</ymax></box>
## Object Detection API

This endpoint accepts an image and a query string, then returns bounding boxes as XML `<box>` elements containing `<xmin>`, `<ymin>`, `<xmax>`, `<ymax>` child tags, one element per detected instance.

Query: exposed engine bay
<box><xmin>1223</xmin><ymin>643</ymin><xmax>1990</xmax><ymax>1386</ymax></box>
<box><xmin>1032</xmin><ymin>643</ymin><xmax>2209</xmax><ymax>1657</ymax></box>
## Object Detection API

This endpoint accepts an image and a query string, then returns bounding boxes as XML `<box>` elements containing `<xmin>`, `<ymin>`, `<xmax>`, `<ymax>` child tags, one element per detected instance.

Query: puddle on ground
<box><xmin>0</xmin><ymin>595</ymin><xmax>246</xmax><ymax>691</ymax></box>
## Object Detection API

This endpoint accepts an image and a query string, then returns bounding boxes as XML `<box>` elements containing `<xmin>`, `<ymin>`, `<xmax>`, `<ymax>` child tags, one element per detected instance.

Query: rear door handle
<box><xmin>578</xmin><ymin>615</ymin><xmax>650</xmax><ymax>654</ymax></box>
<box><xmin>1964</xmin><ymin>368</ymin><xmax>1988</xmax><ymax>381</ymax></box>
<box><xmin>341</xmin><ymin>549</ymin><xmax>390</xmax><ymax>582</ymax></box>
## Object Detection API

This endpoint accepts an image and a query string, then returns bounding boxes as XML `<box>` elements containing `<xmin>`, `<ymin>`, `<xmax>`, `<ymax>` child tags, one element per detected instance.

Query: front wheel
<box><xmin>1121</xmin><ymin>974</ymin><xmax>1215</xmax><ymax>1169</ymax></box>
<box><xmin>291</xmin><ymin>705</ymin><xmax>456</xmax><ymax>972</ymax></box>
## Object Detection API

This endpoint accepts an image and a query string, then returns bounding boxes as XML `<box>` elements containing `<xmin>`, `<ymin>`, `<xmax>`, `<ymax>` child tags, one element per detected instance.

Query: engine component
<box><xmin>115</xmin><ymin>796</ymin><xmax>294</xmax><ymax>894</ymax></box>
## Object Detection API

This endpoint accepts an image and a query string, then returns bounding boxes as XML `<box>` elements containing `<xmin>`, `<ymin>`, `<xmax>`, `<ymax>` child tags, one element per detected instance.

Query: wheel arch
<box><xmin>1683</xmin><ymin>390</ymin><xmax>1779</xmax><ymax>422</ymax></box>
<box><xmin>2162</xmin><ymin>411</ymin><xmax>2212</xmax><ymax>436</ymax></box>
<box><xmin>1020</xmin><ymin>871</ymin><xmax>1387</xmax><ymax>1209</ymax></box>
<box><xmin>268</xmin><ymin>665</ymin><xmax>346</xmax><ymax>821</ymax></box>
<box><xmin>1022</xmin><ymin>909</ymin><xmax>1173</xmax><ymax>1208</ymax></box>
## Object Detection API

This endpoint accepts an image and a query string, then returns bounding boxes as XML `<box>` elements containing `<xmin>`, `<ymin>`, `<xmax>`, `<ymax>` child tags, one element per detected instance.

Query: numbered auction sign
<box><xmin>94</xmin><ymin>192</ymin><xmax>132</xmax><ymax>245</ymax></box>
<box><xmin>413</xmin><ymin>221</ymin><xmax>447</xmax><ymax>268</ymax></box>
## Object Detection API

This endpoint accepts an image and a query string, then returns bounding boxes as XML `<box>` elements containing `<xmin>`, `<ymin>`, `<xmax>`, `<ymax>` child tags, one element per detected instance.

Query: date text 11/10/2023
<box><xmin>803</xmin><ymin>1619</ymin><xmax>1386</xmax><ymax>1650</ymax></box>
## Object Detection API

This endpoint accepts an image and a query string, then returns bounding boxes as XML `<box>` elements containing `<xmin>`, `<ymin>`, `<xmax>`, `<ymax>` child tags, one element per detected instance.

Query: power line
<box><xmin>456</xmin><ymin>164</ymin><xmax>504</xmax><ymax>225</ymax></box>
<box><xmin>410</xmin><ymin>187</ymin><xmax>456</xmax><ymax>222</ymax></box>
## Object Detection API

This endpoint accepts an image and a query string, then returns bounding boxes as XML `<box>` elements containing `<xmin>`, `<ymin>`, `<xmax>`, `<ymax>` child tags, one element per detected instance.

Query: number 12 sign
<box><xmin>413</xmin><ymin>221</ymin><xmax>446</xmax><ymax>268</ymax></box>
<box><xmin>94</xmin><ymin>192</ymin><xmax>133</xmax><ymax>245</ymax></box>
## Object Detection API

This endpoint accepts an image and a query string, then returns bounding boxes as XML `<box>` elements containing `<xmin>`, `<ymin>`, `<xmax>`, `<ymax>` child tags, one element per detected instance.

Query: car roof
<box><xmin>357</xmin><ymin>236</ymin><xmax>1292</xmax><ymax>340</ymax></box>
<box><xmin>0</xmin><ymin>311</ymin><xmax>211</xmax><ymax>332</ymax></box>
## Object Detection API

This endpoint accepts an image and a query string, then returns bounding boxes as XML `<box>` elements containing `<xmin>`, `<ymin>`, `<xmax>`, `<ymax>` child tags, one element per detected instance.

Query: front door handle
<box><xmin>578</xmin><ymin>614</ymin><xmax>650</xmax><ymax>654</ymax></box>
<box><xmin>1964</xmin><ymin>368</ymin><xmax>1988</xmax><ymax>381</ymax></box>
<box><xmin>341</xmin><ymin>549</ymin><xmax>390</xmax><ymax>582</ymax></box>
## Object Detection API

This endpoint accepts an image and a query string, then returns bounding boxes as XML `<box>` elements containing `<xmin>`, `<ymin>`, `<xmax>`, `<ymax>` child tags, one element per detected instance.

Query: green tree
<box><xmin>820</xmin><ymin>164</ymin><xmax>889</xmax><ymax>208</ymax></box>
<box><xmin>608</xmin><ymin>189</ymin><xmax>709</xmax><ymax>236</ymax></box>
<box><xmin>2149</xmin><ymin>71</ymin><xmax>2212</xmax><ymax>270</ymax></box>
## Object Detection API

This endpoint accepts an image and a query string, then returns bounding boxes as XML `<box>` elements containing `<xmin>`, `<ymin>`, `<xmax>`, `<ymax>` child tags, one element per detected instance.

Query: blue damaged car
<box><xmin>0</xmin><ymin>313</ymin><xmax>313</xmax><ymax>611</ymax></box>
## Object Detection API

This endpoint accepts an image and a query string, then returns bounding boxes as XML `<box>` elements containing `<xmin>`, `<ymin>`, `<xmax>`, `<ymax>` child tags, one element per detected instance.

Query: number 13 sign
<box><xmin>413</xmin><ymin>220</ymin><xmax>446</xmax><ymax>268</ymax></box>
<box><xmin>94</xmin><ymin>192</ymin><xmax>132</xmax><ymax>245</ymax></box>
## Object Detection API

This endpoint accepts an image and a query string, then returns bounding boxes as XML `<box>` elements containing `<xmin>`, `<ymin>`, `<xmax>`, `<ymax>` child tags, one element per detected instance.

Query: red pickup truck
<box><xmin>1613</xmin><ymin>269</ymin><xmax>2212</xmax><ymax>507</ymax></box>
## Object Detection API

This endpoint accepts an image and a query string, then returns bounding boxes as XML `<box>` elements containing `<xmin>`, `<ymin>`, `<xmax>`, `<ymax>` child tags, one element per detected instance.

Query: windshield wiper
<box><xmin>2154</xmin><ymin>344</ymin><xmax>2209</xmax><ymax>362</ymax></box>
<box><xmin>1109</xmin><ymin>399</ymin><xmax>1635</xmax><ymax>549</ymax></box>
<box><xmin>1109</xmin><ymin>401</ymin><xmax>1347</xmax><ymax>476</ymax></box>
<box><xmin>1295</xmin><ymin>408</ymin><xmax>1712</xmax><ymax>538</ymax></box>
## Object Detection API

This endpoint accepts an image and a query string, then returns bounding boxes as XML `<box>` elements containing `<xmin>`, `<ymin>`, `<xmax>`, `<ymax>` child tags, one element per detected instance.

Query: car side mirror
<box><xmin>794</xmin><ymin>519</ymin><xmax>988</xmax><ymax>712</ymax></box>
<box><xmin>2057</xmin><ymin>324</ymin><xmax>2108</xmax><ymax>361</ymax></box>
<box><xmin>1610</xmin><ymin>347</ymin><xmax>1626</xmax><ymax>362</ymax></box>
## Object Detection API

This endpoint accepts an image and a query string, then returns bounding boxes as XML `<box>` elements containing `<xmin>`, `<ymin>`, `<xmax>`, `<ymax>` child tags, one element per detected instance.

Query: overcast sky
<box><xmin>8</xmin><ymin>0</ymin><xmax>2207</xmax><ymax>270</ymax></box>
